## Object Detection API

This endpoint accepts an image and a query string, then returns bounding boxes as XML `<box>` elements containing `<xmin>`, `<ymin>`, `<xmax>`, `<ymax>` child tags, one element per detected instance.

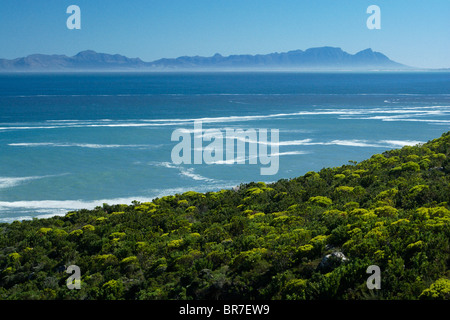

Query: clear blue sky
<box><xmin>0</xmin><ymin>0</ymin><xmax>449</xmax><ymax>68</ymax></box>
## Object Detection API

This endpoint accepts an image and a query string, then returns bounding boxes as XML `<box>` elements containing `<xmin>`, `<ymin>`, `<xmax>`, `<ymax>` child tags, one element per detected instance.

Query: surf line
<box><xmin>171</xmin><ymin>120</ymin><xmax>279</xmax><ymax>175</ymax></box>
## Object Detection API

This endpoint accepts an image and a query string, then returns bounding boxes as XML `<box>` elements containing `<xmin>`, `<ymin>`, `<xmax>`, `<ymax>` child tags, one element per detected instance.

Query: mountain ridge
<box><xmin>0</xmin><ymin>47</ymin><xmax>411</xmax><ymax>71</ymax></box>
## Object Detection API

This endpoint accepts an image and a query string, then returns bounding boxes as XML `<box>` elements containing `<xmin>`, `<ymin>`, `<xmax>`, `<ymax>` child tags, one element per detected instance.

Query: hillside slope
<box><xmin>0</xmin><ymin>132</ymin><xmax>449</xmax><ymax>300</ymax></box>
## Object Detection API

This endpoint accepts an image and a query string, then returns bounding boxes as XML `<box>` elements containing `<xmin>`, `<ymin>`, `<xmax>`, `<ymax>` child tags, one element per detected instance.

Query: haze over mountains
<box><xmin>0</xmin><ymin>47</ymin><xmax>411</xmax><ymax>71</ymax></box>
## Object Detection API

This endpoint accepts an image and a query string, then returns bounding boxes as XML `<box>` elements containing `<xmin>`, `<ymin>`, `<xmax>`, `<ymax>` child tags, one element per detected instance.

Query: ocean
<box><xmin>0</xmin><ymin>72</ymin><xmax>449</xmax><ymax>222</ymax></box>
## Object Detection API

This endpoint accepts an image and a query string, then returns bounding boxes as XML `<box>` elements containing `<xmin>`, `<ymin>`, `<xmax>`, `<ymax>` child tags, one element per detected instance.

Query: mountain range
<box><xmin>0</xmin><ymin>47</ymin><xmax>410</xmax><ymax>71</ymax></box>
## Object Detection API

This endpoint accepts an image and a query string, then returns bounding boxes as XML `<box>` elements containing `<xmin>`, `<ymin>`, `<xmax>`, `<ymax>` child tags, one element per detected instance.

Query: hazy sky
<box><xmin>0</xmin><ymin>0</ymin><xmax>449</xmax><ymax>68</ymax></box>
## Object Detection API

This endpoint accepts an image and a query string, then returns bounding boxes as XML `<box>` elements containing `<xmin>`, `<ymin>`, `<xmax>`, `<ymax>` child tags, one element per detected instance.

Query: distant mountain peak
<box><xmin>305</xmin><ymin>46</ymin><xmax>344</xmax><ymax>52</ymax></box>
<box><xmin>76</xmin><ymin>50</ymin><xmax>97</xmax><ymax>55</ymax></box>
<box><xmin>355</xmin><ymin>48</ymin><xmax>381</xmax><ymax>57</ymax></box>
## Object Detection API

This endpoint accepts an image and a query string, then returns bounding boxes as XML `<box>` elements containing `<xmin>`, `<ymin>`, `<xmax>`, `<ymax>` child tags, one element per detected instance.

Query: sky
<box><xmin>0</xmin><ymin>0</ymin><xmax>449</xmax><ymax>68</ymax></box>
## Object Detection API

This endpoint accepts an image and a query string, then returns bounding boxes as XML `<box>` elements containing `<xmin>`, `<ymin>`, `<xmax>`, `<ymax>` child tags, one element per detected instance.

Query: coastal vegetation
<box><xmin>0</xmin><ymin>132</ymin><xmax>449</xmax><ymax>300</ymax></box>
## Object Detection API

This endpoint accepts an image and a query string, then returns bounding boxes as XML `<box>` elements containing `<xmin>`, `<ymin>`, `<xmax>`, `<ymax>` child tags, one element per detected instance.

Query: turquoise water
<box><xmin>0</xmin><ymin>72</ymin><xmax>449</xmax><ymax>222</ymax></box>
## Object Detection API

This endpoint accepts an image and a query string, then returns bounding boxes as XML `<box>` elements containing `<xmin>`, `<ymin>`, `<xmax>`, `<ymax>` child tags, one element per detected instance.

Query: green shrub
<box><xmin>282</xmin><ymin>279</ymin><xmax>308</xmax><ymax>300</ymax></box>
<box><xmin>374</xmin><ymin>206</ymin><xmax>398</xmax><ymax>217</ymax></box>
<box><xmin>82</xmin><ymin>224</ymin><xmax>95</xmax><ymax>231</ymax></box>
<box><xmin>309</xmin><ymin>196</ymin><xmax>332</xmax><ymax>207</ymax></box>
<box><xmin>419</xmin><ymin>278</ymin><xmax>450</xmax><ymax>300</ymax></box>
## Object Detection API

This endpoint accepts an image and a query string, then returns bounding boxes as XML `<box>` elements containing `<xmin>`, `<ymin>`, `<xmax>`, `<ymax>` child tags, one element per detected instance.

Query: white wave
<box><xmin>210</xmin><ymin>150</ymin><xmax>308</xmax><ymax>164</ymax></box>
<box><xmin>327</xmin><ymin>140</ymin><xmax>383</xmax><ymax>148</ymax></box>
<box><xmin>8</xmin><ymin>142</ymin><xmax>155</xmax><ymax>149</ymax></box>
<box><xmin>227</xmin><ymin>135</ymin><xmax>312</xmax><ymax>147</ymax></box>
<box><xmin>0</xmin><ymin>198</ymin><xmax>151</xmax><ymax>210</ymax></box>
<box><xmin>345</xmin><ymin>115</ymin><xmax>410</xmax><ymax>121</ymax></box>
<box><xmin>150</xmin><ymin>182</ymin><xmax>240</xmax><ymax>198</ymax></box>
<box><xmin>381</xmin><ymin>140</ymin><xmax>423</xmax><ymax>147</ymax></box>
<box><xmin>272</xmin><ymin>151</ymin><xmax>309</xmax><ymax>156</ymax></box>
<box><xmin>286</xmin><ymin>139</ymin><xmax>424</xmax><ymax>148</ymax></box>
<box><xmin>152</xmin><ymin>162</ymin><xmax>213</xmax><ymax>181</ymax></box>
<box><xmin>0</xmin><ymin>126</ymin><xmax>61</xmax><ymax>130</ymax></box>
<box><xmin>261</xmin><ymin>139</ymin><xmax>312</xmax><ymax>146</ymax></box>
<box><xmin>280</xmin><ymin>129</ymin><xmax>314</xmax><ymax>134</ymax></box>
<box><xmin>0</xmin><ymin>215</ymin><xmax>35</xmax><ymax>223</ymax></box>
<box><xmin>84</xmin><ymin>122</ymin><xmax>189</xmax><ymax>128</ymax></box>
<box><xmin>0</xmin><ymin>174</ymin><xmax>67</xmax><ymax>189</ymax></box>
<box><xmin>337</xmin><ymin>105</ymin><xmax>450</xmax><ymax>123</ymax></box>
<box><xmin>179</xmin><ymin>168</ymin><xmax>213</xmax><ymax>181</ymax></box>
<box><xmin>46</xmin><ymin>119</ymin><xmax>102</xmax><ymax>122</ymax></box>
<box><xmin>325</xmin><ymin>139</ymin><xmax>424</xmax><ymax>148</ymax></box>
<box><xmin>247</xmin><ymin>139</ymin><xmax>379</xmax><ymax>148</ymax></box>
<box><xmin>0</xmin><ymin>198</ymin><xmax>154</xmax><ymax>222</ymax></box>
<box><xmin>342</xmin><ymin>110</ymin><xmax>450</xmax><ymax>122</ymax></box>
<box><xmin>210</xmin><ymin>158</ymin><xmax>238</xmax><ymax>165</ymax></box>
<box><xmin>177</xmin><ymin>126</ymin><xmax>247</xmax><ymax>135</ymax></box>
<box><xmin>381</xmin><ymin>118</ymin><xmax>450</xmax><ymax>123</ymax></box>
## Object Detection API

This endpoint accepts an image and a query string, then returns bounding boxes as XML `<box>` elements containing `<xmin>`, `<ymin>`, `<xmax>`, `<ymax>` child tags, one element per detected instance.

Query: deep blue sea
<box><xmin>0</xmin><ymin>72</ymin><xmax>449</xmax><ymax>222</ymax></box>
